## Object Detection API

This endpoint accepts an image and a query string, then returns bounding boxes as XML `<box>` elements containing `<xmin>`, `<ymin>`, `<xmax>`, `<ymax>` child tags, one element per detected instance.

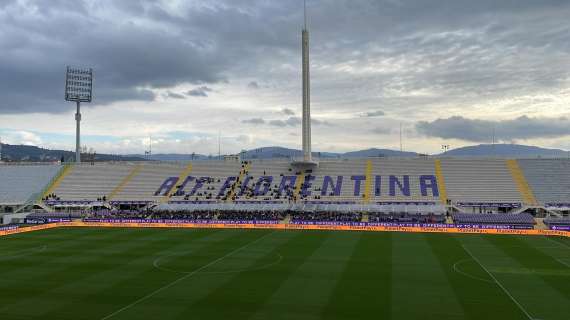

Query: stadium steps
<box><xmin>293</xmin><ymin>170</ymin><xmax>305</xmax><ymax>202</ymax></box>
<box><xmin>363</xmin><ymin>160</ymin><xmax>373</xmax><ymax>204</ymax></box>
<box><xmin>42</xmin><ymin>164</ymin><xmax>73</xmax><ymax>199</ymax></box>
<box><xmin>108</xmin><ymin>164</ymin><xmax>142</xmax><ymax>200</ymax></box>
<box><xmin>506</xmin><ymin>159</ymin><xmax>538</xmax><ymax>206</ymax></box>
<box><xmin>434</xmin><ymin>159</ymin><xmax>448</xmax><ymax>205</ymax></box>
<box><xmin>281</xmin><ymin>214</ymin><xmax>291</xmax><ymax>224</ymax></box>
<box><xmin>162</xmin><ymin>163</ymin><xmax>193</xmax><ymax>203</ymax></box>
<box><xmin>227</xmin><ymin>162</ymin><xmax>251</xmax><ymax>202</ymax></box>
<box><xmin>534</xmin><ymin>218</ymin><xmax>548</xmax><ymax>230</ymax></box>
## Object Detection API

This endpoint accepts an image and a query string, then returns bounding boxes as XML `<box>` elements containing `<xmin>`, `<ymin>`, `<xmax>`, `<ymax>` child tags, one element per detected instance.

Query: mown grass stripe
<box><xmin>322</xmin><ymin>232</ymin><xmax>392</xmax><ymax>320</ymax></box>
<box><xmin>487</xmin><ymin>236</ymin><xmax>570</xmax><ymax>301</ymax></box>
<box><xmin>176</xmin><ymin>230</ymin><xmax>327</xmax><ymax>319</ymax></box>
<box><xmin>99</xmin><ymin>230</ymin><xmax>273</xmax><ymax>320</ymax></box>
<box><xmin>250</xmin><ymin>231</ymin><xmax>360</xmax><ymax>320</ymax></box>
<box><xmin>391</xmin><ymin>232</ymin><xmax>465</xmax><ymax>320</ymax></box>
<box><xmin>39</xmin><ymin>228</ymin><xmax>219</xmax><ymax>319</ymax></box>
<box><xmin>472</xmin><ymin>235</ymin><xmax>570</xmax><ymax>319</ymax></box>
<box><xmin>0</xmin><ymin>228</ymin><xmax>163</xmax><ymax>318</ymax></box>
<box><xmin>427</xmin><ymin>233</ymin><xmax>526</xmax><ymax>320</ymax></box>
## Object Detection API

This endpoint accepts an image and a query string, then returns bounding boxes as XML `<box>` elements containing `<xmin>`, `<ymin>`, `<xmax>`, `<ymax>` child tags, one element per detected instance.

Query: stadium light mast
<box><xmin>301</xmin><ymin>0</ymin><xmax>312</xmax><ymax>162</ymax></box>
<box><xmin>65</xmin><ymin>66</ymin><xmax>93</xmax><ymax>163</ymax></box>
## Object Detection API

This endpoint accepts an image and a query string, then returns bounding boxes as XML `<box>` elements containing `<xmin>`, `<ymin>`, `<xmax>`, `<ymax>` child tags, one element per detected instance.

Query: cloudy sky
<box><xmin>0</xmin><ymin>0</ymin><xmax>569</xmax><ymax>155</ymax></box>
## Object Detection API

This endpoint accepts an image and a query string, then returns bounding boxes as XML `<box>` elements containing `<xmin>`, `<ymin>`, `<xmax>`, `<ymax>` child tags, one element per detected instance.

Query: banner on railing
<box><xmin>1</xmin><ymin>221</ymin><xmax>569</xmax><ymax>238</ymax></box>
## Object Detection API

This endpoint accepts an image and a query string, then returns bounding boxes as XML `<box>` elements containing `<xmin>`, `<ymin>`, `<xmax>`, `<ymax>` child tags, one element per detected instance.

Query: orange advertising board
<box><xmin>1</xmin><ymin>222</ymin><xmax>569</xmax><ymax>238</ymax></box>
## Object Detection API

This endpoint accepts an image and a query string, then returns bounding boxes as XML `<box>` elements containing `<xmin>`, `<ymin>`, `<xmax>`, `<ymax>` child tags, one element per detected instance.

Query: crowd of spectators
<box><xmin>42</xmin><ymin>193</ymin><xmax>60</xmax><ymax>201</ymax></box>
<box><xmin>217</xmin><ymin>210</ymin><xmax>283</xmax><ymax>221</ymax></box>
<box><xmin>90</xmin><ymin>210</ymin><xmax>151</xmax><ymax>219</ymax></box>
<box><xmin>291</xmin><ymin>212</ymin><xmax>362</xmax><ymax>222</ymax></box>
<box><xmin>151</xmin><ymin>210</ymin><xmax>215</xmax><ymax>220</ymax></box>
<box><xmin>369</xmin><ymin>212</ymin><xmax>445</xmax><ymax>223</ymax></box>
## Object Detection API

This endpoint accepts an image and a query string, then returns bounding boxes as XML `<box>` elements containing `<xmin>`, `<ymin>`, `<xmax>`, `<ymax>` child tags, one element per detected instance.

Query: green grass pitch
<box><xmin>1</xmin><ymin>227</ymin><xmax>569</xmax><ymax>320</ymax></box>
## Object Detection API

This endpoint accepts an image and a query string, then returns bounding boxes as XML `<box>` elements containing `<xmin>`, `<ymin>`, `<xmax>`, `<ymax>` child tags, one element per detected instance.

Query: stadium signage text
<box><xmin>154</xmin><ymin>175</ymin><xmax>440</xmax><ymax>198</ymax></box>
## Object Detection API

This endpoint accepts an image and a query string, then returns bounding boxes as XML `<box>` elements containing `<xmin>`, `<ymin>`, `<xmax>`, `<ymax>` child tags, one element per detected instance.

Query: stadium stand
<box><xmin>452</xmin><ymin>212</ymin><xmax>535</xmax><ymax>227</ymax></box>
<box><xmin>440</xmin><ymin>159</ymin><xmax>523</xmax><ymax>206</ymax></box>
<box><xmin>2</xmin><ymin>158</ymin><xmax>570</xmax><ymax>226</ymax></box>
<box><xmin>518</xmin><ymin>159</ymin><xmax>570</xmax><ymax>207</ymax></box>
<box><xmin>51</xmin><ymin>163</ymin><xmax>132</xmax><ymax>201</ymax></box>
<box><xmin>0</xmin><ymin>164</ymin><xmax>60</xmax><ymax>205</ymax></box>
<box><xmin>543</xmin><ymin>217</ymin><xmax>570</xmax><ymax>230</ymax></box>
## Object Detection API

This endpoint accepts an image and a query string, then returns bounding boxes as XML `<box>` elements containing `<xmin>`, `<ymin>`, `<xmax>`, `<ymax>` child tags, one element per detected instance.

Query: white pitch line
<box><xmin>452</xmin><ymin>258</ymin><xmax>494</xmax><ymax>284</ymax></box>
<box><xmin>100</xmin><ymin>231</ymin><xmax>276</xmax><ymax>320</ymax></box>
<box><xmin>461</xmin><ymin>245</ymin><xmax>535</xmax><ymax>320</ymax></box>
<box><xmin>542</xmin><ymin>237</ymin><xmax>570</xmax><ymax>268</ymax></box>
<box><xmin>545</xmin><ymin>236</ymin><xmax>570</xmax><ymax>249</ymax></box>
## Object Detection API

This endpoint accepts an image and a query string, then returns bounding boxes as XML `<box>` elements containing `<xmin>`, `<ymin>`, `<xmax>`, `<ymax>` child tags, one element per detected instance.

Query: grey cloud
<box><xmin>312</xmin><ymin>118</ymin><xmax>334</xmax><ymax>126</ymax></box>
<box><xmin>359</xmin><ymin>110</ymin><xmax>385</xmax><ymax>117</ymax></box>
<box><xmin>187</xmin><ymin>86</ymin><xmax>213</xmax><ymax>97</ymax></box>
<box><xmin>416</xmin><ymin>116</ymin><xmax>570</xmax><ymax>142</ymax></box>
<box><xmin>281</xmin><ymin>108</ymin><xmax>296</xmax><ymax>116</ymax></box>
<box><xmin>165</xmin><ymin>91</ymin><xmax>186</xmax><ymax>100</ymax></box>
<box><xmin>371</xmin><ymin>127</ymin><xmax>391</xmax><ymax>135</ymax></box>
<box><xmin>248</xmin><ymin>81</ymin><xmax>259</xmax><ymax>89</ymax></box>
<box><xmin>242</xmin><ymin>118</ymin><xmax>265</xmax><ymax>125</ymax></box>
<box><xmin>268</xmin><ymin>116</ymin><xmax>301</xmax><ymax>127</ymax></box>
<box><xmin>1</xmin><ymin>0</ymin><xmax>569</xmax><ymax>118</ymax></box>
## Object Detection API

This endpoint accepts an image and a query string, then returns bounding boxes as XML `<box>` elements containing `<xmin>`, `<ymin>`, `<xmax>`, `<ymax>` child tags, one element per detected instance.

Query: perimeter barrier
<box><xmin>1</xmin><ymin>221</ymin><xmax>569</xmax><ymax>238</ymax></box>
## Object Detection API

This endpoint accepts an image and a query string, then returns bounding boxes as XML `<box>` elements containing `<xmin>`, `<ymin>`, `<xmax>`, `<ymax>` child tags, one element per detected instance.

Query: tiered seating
<box><xmin>168</xmin><ymin>160</ymin><xmax>242</xmax><ymax>202</ymax></box>
<box><xmin>52</xmin><ymin>163</ymin><xmax>132</xmax><ymax>201</ymax></box>
<box><xmin>441</xmin><ymin>159</ymin><xmax>522</xmax><ymax>204</ymax></box>
<box><xmin>308</xmin><ymin>159</ymin><xmax>367</xmax><ymax>202</ymax></box>
<box><xmin>0</xmin><ymin>165</ymin><xmax>60</xmax><ymax>204</ymax></box>
<box><xmin>518</xmin><ymin>159</ymin><xmax>570</xmax><ymax>206</ymax></box>
<box><xmin>3</xmin><ymin>158</ymin><xmax>565</xmax><ymax>214</ymax></box>
<box><xmin>233</xmin><ymin>161</ymin><xmax>294</xmax><ymax>202</ymax></box>
<box><xmin>452</xmin><ymin>213</ymin><xmax>534</xmax><ymax>227</ymax></box>
<box><xmin>544</xmin><ymin>218</ymin><xmax>570</xmax><ymax>230</ymax></box>
<box><xmin>370</xmin><ymin>158</ymin><xmax>438</xmax><ymax>202</ymax></box>
<box><xmin>114</xmin><ymin>163</ymin><xmax>184</xmax><ymax>201</ymax></box>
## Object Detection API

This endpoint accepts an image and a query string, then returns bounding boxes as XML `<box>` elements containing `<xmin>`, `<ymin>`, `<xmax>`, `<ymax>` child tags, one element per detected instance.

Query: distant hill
<box><xmin>2</xmin><ymin>143</ymin><xmax>568</xmax><ymax>162</ymax></box>
<box><xmin>440</xmin><ymin>144</ymin><xmax>569</xmax><ymax>158</ymax></box>
<box><xmin>342</xmin><ymin>148</ymin><xmax>417</xmax><ymax>158</ymax></box>
<box><xmin>0</xmin><ymin>143</ymin><xmax>144</xmax><ymax>162</ymax></box>
<box><xmin>132</xmin><ymin>146</ymin><xmax>419</xmax><ymax>161</ymax></box>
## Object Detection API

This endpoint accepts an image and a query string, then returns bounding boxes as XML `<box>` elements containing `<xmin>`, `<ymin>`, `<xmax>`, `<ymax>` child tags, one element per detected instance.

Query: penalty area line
<box><xmin>100</xmin><ymin>230</ymin><xmax>276</xmax><ymax>320</ymax></box>
<box><xmin>461</xmin><ymin>244</ymin><xmax>535</xmax><ymax>320</ymax></box>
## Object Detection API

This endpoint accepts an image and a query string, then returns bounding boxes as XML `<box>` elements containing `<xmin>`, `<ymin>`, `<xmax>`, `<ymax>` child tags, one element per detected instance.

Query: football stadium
<box><xmin>1</xmin><ymin>1</ymin><xmax>570</xmax><ymax>320</ymax></box>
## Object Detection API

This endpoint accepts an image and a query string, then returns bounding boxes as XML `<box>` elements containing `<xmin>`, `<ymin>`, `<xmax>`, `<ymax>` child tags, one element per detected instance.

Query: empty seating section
<box><xmin>52</xmin><ymin>164</ymin><xmax>132</xmax><ymax>200</ymax></box>
<box><xmin>370</xmin><ymin>158</ymin><xmax>438</xmax><ymax>202</ymax></box>
<box><xmin>115</xmin><ymin>163</ymin><xmax>184</xmax><ymax>201</ymax></box>
<box><xmin>441</xmin><ymin>159</ymin><xmax>522</xmax><ymax>204</ymax></box>
<box><xmin>169</xmin><ymin>161</ymin><xmax>242</xmax><ymax>201</ymax></box>
<box><xmin>310</xmin><ymin>159</ymin><xmax>367</xmax><ymax>202</ymax></box>
<box><xmin>518</xmin><ymin>159</ymin><xmax>570</xmax><ymax>206</ymax></box>
<box><xmin>0</xmin><ymin>165</ymin><xmax>60</xmax><ymax>204</ymax></box>
<box><xmin>2</xmin><ymin>158</ymin><xmax>566</xmax><ymax>209</ymax></box>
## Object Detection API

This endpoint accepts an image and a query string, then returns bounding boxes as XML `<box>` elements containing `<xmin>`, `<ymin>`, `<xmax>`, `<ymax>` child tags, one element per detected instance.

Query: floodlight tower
<box><xmin>301</xmin><ymin>0</ymin><xmax>312</xmax><ymax>162</ymax></box>
<box><xmin>65</xmin><ymin>66</ymin><xmax>93</xmax><ymax>163</ymax></box>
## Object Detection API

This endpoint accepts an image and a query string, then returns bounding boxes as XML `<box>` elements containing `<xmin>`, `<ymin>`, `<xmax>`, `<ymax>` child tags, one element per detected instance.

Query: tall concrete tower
<box><xmin>301</xmin><ymin>0</ymin><xmax>312</xmax><ymax>162</ymax></box>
